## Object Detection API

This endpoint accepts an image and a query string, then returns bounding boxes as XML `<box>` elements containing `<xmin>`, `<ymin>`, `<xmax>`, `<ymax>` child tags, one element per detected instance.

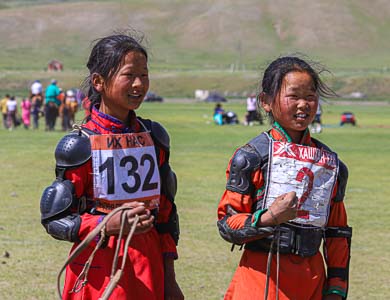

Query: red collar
<box><xmin>83</xmin><ymin>106</ymin><xmax>141</xmax><ymax>134</ymax></box>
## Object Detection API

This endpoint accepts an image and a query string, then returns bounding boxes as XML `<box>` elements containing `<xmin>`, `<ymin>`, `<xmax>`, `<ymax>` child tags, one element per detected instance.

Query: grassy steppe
<box><xmin>2</xmin><ymin>0</ymin><xmax>390</xmax><ymax>99</ymax></box>
<box><xmin>0</xmin><ymin>101</ymin><xmax>389</xmax><ymax>299</ymax></box>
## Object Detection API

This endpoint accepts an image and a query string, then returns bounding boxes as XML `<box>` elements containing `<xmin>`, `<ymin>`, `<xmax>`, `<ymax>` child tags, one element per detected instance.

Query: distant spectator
<box><xmin>31</xmin><ymin>94</ymin><xmax>44</xmax><ymax>129</ymax></box>
<box><xmin>65</xmin><ymin>89</ymin><xmax>78</xmax><ymax>126</ymax></box>
<box><xmin>6</xmin><ymin>96</ymin><xmax>18</xmax><ymax>130</ymax></box>
<box><xmin>245</xmin><ymin>93</ymin><xmax>263</xmax><ymax>126</ymax></box>
<box><xmin>30</xmin><ymin>80</ymin><xmax>43</xmax><ymax>97</ymax></box>
<box><xmin>0</xmin><ymin>94</ymin><xmax>10</xmax><ymax>129</ymax></box>
<box><xmin>75</xmin><ymin>88</ymin><xmax>86</xmax><ymax>107</ymax></box>
<box><xmin>21</xmin><ymin>98</ymin><xmax>32</xmax><ymax>129</ymax></box>
<box><xmin>213</xmin><ymin>103</ymin><xmax>225</xmax><ymax>125</ymax></box>
<box><xmin>44</xmin><ymin>79</ymin><xmax>61</xmax><ymax>131</ymax></box>
<box><xmin>310</xmin><ymin>100</ymin><xmax>323</xmax><ymax>133</ymax></box>
<box><xmin>60</xmin><ymin>90</ymin><xmax>75</xmax><ymax>131</ymax></box>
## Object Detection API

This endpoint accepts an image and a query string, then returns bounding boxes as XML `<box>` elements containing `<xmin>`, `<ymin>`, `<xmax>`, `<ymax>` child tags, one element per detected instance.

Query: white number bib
<box><xmin>263</xmin><ymin>141</ymin><xmax>338</xmax><ymax>227</ymax></box>
<box><xmin>90</xmin><ymin>132</ymin><xmax>160</xmax><ymax>213</ymax></box>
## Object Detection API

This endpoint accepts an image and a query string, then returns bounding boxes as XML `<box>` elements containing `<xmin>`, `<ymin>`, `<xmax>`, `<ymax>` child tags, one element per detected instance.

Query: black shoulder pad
<box><xmin>247</xmin><ymin>132</ymin><xmax>270</xmax><ymax>162</ymax></box>
<box><xmin>137</xmin><ymin>117</ymin><xmax>170</xmax><ymax>151</ymax></box>
<box><xmin>151</xmin><ymin>121</ymin><xmax>170</xmax><ymax>150</ymax></box>
<box><xmin>55</xmin><ymin>132</ymin><xmax>91</xmax><ymax>168</ymax></box>
<box><xmin>160</xmin><ymin>162</ymin><xmax>177</xmax><ymax>201</ymax></box>
<box><xmin>334</xmin><ymin>160</ymin><xmax>349</xmax><ymax>202</ymax></box>
<box><xmin>40</xmin><ymin>180</ymin><xmax>75</xmax><ymax>221</ymax></box>
<box><xmin>226</xmin><ymin>144</ymin><xmax>262</xmax><ymax>194</ymax></box>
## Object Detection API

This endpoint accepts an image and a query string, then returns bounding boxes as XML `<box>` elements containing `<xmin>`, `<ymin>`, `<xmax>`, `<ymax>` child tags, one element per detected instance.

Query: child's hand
<box><xmin>267</xmin><ymin>191</ymin><xmax>298</xmax><ymax>224</ymax></box>
<box><xmin>105</xmin><ymin>202</ymin><xmax>154</xmax><ymax>236</ymax></box>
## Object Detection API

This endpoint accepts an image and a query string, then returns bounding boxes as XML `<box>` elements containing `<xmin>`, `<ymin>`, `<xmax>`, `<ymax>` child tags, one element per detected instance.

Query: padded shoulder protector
<box><xmin>40</xmin><ymin>180</ymin><xmax>75</xmax><ymax>221</ymax></box>
<box><xmin>55</xmin><ymin>131</ymin><xmax>91</xmax><ymax>168</ymax></box>
<box><xmin>247</xmin><ymin>132</ymin><xmax>270</xmax><ymax>162</ymax></box>
<box><xmin>335</xmin><ymin>160</ymin><xmax>348</xmax><ymax>202</ymax></box>
<box><xmin>138</xmin><ymin>117</ymin><xmax>170</xmax><ymax>151</ymax></box>
<box><xmin>151</xmin><ymin>121</ymin><xmax>170</xmax><ymax>151</ymax></box>
<box><xmin>226</xmin><ymin>144</ymin><xmax>262</xmax><ymax>194</ymax></box>
<box><xmin>160</xmin><ymin>162</ymin><xmax>177</xmax><ymax>201</ymax></box>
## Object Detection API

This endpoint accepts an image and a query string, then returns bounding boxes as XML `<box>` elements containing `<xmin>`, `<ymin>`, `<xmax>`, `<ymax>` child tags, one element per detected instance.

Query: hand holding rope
<box><xmin>57</xmin><ymin>205</ymin><xmax>141</xmax><ymax>300</ymax></box>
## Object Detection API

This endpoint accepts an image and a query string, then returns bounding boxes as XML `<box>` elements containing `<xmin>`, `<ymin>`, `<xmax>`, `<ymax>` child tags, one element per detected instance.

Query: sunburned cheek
<box><xmin>274</xmin><ymin>99</ymin><xmax>292</xmax><ymax>117</ymax></box>
<box><xmin>280</xmin><ymin>96</ymin><xmax>293</xmax><ymax>107</ymax></box>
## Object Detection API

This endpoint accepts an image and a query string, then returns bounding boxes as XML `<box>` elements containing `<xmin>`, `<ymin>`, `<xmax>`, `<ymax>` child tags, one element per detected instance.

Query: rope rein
<box><xmin>57</xmin><ymin>206</ymin><xmax>139</xmax><ymax>300</ymax></box>
<box><xmin>264</xmin><ymin>226</ymin><xmax>281</xmax><ymax>300</ymax></box>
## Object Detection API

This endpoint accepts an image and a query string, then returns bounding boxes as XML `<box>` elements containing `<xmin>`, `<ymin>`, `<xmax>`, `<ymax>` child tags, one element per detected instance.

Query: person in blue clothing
<box><xmin>213</xmin><ymin>103</ymin><xmax>225</xmax><ymax>125</ymax></box>
<box><xmin>45</xmin><ymin>79</ymin><xmax>61</xmax><ymax>131</ymax></box>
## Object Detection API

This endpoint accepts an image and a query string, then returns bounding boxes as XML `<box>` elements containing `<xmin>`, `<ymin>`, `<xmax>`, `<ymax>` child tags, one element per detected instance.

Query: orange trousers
<box><xmin>225</xmin><ymin>249</ymin><xmax>326</xmax><ymax>300</ymax></box>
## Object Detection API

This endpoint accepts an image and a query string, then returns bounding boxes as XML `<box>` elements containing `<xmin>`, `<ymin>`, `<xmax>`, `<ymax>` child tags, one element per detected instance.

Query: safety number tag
<box><xmin>264</xmin><ymin>141</ymin><xmax>338</xmax><ymax>227</ymax></box>
<box><xmin>90</xmin><ymin>132</ymin><xmax>160</xmax><ymax>212</ymax></box>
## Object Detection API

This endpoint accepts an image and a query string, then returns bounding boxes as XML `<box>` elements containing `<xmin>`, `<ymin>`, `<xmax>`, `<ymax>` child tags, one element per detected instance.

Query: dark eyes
<box><xmin>287</xmin><ymin>95</ymin><xmax>316</xmax><ymax>101</ymax></box>
<box><xmin>123</xmin><ymin>73</ymin><xmax>148</xmax><ymax>78</ymax></box>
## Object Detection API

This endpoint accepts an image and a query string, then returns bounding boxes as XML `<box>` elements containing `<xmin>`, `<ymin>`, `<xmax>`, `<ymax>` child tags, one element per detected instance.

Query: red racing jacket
<box><xmin>65</xmin><ymin>107</ymin><xmax>178</xmax><ymax>258</ymax></box>
<box><xmin>42</xmin><ymin>106</ymin><xmax>178</xmax><ymax>299</ymax></box>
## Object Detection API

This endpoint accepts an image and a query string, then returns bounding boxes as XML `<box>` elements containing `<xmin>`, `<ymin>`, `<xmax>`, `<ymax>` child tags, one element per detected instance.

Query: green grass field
<box><xmin>0</xmin><ymin>100</ymin><xmax>389</xmax><ymax>299</ymax></box>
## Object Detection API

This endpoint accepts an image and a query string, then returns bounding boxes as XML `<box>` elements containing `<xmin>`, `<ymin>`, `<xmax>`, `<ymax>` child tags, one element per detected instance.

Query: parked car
<box><xmin>144</xmin><ymin>92</ymin><xmax>163</xmax><ymax>102</ymax></box>
<box><xmin>204</xmin><ymin>92</ymin><xmax>227</xmax><ymax>102</ymax></box>
<box><xmin>340</xmin><ymin>112</ymin><xmax>356</xmax><ymax>126</ymax></box>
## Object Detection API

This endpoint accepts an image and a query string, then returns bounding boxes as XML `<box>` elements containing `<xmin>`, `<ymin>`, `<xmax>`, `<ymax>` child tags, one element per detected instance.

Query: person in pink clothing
<box><xmin>21</xmin><ymin>97</ymin><xmax>32</xmax><ymax>129</ymax></box>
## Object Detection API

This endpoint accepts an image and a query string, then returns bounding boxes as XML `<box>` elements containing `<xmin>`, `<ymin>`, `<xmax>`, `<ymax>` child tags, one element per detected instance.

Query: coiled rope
<box><xmin>57</xmin><ymin>206</ymin><xmax>139</xmax><ymax>300</ymax></box>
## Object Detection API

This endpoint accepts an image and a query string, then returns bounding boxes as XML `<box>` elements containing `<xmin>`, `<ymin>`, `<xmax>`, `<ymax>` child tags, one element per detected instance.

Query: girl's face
<box><xmin>263</xmin><ymin>71</ymin><xmax>319</xmax><ymax>143</ymax></box>
<box><xmin>97</xmin><ymin>51</ymin><xmax>149</xmax><ymax>121</ymax></box>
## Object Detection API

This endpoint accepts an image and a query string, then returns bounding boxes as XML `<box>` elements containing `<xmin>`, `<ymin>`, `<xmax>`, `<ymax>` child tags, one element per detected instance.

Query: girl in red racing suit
<box><xmin>40</xmin><ymin>33</ymin><xmax>183</xmax><ymax>300</ymax></box>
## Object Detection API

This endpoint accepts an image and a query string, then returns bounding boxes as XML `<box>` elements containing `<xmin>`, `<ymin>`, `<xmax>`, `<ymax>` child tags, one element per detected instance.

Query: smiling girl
<box><xmin>217</xmin><ymin>56</ymin><xmax>352</xmax><ymax>300</ymax></box>
<box><xmin>40</xmin><ymin>33</ymin><xmax>183</xmax><ymax>300</ymax></box>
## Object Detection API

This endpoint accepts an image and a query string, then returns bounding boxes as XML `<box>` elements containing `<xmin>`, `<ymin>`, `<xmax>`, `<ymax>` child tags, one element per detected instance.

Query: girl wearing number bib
<box><xmin>217</xmin><ymin>56</ymin><xmax>352</xmax><ymax>300</ymax></box>
<box><xmin>40</xmin><ymin>33</ymin><xmax>183</xmax><ymax>300</ymax></box>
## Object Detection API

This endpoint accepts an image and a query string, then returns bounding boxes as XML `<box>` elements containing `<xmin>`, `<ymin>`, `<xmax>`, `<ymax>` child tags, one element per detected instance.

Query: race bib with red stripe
<box><xmin>90</xmin><ymin>132</ymin><xmax>160</xmax><ymax>213</ymax></box>
<box><xmin>263</xmin><ymin>141</ymin><xmax>338</xmax><ymax>227</ymax></box>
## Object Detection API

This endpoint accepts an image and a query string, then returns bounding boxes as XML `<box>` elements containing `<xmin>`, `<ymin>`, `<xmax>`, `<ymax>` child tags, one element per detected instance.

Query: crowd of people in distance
<box><xmin>0</xmin><ymin>79</ymin><xmax>85</xmax><ymax>131</ymax></box>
